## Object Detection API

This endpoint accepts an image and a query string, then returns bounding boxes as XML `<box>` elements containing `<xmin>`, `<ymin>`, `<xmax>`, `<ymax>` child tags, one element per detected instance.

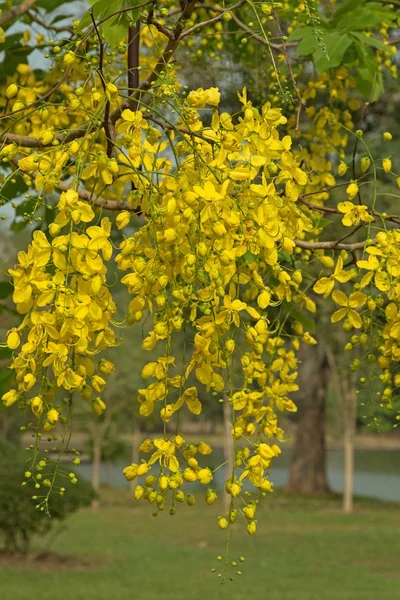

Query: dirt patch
<box><xmin>0</xmin><ymin>550</ymin><xmax>112</xmax><ymax>570</ymax></box>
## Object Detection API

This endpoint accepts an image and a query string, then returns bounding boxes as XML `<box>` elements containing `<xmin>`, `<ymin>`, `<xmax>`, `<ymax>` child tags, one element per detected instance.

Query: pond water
<box><xmin>76</xmin><ymin>446</ymin><xmax>400</xmax><ymax>502</ymax></box>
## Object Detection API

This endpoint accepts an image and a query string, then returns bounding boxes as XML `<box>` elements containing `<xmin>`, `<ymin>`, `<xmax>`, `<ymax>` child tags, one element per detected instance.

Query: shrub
<box><xmin>0</xmin><ymin>438</ymin><xmax>94</xmax><ymax>553</ymax></box>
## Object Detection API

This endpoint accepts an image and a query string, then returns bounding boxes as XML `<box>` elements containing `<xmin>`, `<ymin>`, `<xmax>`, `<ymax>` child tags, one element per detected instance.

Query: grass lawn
<box><xmin>1</xmin><ymin>490</ymin><xmax>400</xmax><ymax>600</ymax></box>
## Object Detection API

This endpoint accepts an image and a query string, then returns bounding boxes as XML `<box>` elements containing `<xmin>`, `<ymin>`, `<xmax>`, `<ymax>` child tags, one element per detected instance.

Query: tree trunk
<box><xmin>342</xmin><ymin>378</ymin><xmax>356</xmax><ymax>513</ymax></box>
<box><xmin>223</xmin><ymin>395</ymin><xmax>234</xmax><ymax>512</ymax></box>
<box><xmin>287</xmin><ymin>344</ymin><xmax>331</xmax><ymax>495</ymax></box>
<box><xmin>91</xmin><ymin>437</ymin><xmax>101</xmax><ymax>510</ymax></box>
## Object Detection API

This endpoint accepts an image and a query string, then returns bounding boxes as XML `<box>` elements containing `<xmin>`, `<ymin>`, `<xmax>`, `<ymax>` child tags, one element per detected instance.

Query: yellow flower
<box><xmin>183</xmin><ymin>468</ymin><xmax>197</xmax><ymax>482</ymax></box>
<box><xmin>6</xmin><ymin>329</ymin><xmax>20</xmax><ymax>350</ymax></box>
<box><xmin>64</xmin><ymin>51</ymin><xmax>76</xmax><ymax>66</ymax></box>
<box><xmin>197</xmin><ymin>467</ymin><xmax>213</xmax><ymax>485</ymax></box>
<box><xmin>246</xmin><ymin>521</ymin><xmax>257</xmax><ymax>535</ymax></box>
<box><xmin>123</xmin><ymin>464</ymin><xmax>138</xmax><ymax>481</ymax></box>
<box><xmin>206</xmin><ymin>489</ymin><xmax>217</xmax><ymax>505</ymax></box>
<box><xmin>383</xmin><ymin>132</ymin><xmax>392</xmax><ymax>141</ymax></box>
<box><xmin>331</xmin><ymin>290</ymin><xmax>367</xmax><ymax>329</ymax></box>
<box><xmin>198</xmin><ymin>441</ymin><xmax>212</xmax><ymax>455</ymax></box>
<box><xmin>382</xmin><ymin>157</ymin><xmax>392</xmax><ymax>173</ymax></box>
<box><xmin>106</xmin><ymin>82</ymin><xmax>118</xmax><ymax>101</ymax></box>
<box><xmin>47</xmin><ymin>408</ymin><xmax>59</xmax><ymax>425</ymax></box>
<box><xmin>313</xmin><ymin>256</ymin><xmax>352</xmax><ymax>297</ymax></box>
<box><xmin>116</xmin><ymin>211</ymin><xmax>131</xmax><ymax>230</ymax></box>
<box><xmin>337</xmin><ymin>161</ymin><xmax>348</xmax><ymax>176</ymax></box>
<box><xmin>18</xmin><ymin>155</ymin><xmax>38</xmax><ymax>173</ymax></box>
<box><xmin>337</xmin><ymin>202</ymin><xmax>373</xmax><ymax>227</ymax></box>
<box><xmin>346</xmin><ymin>182</ymin><xmax>359</xmax><ymax>200</ymax></box>
<box><xmin>360</xmin><ymin>157</ymin><xmax>371</xmax><ymax>173</ymax></box>
<box><xmin>98</xmin><ymin>360</ymin><xmax>115</xmax><ymax>376</ymax></box>
<box><xmin>31</xmin><ymin>396</ymin><xmax>43</xmax><ymax>416</ymax></box>
<box><xmin>93</xmin><ymin>397</ymin><xmax>106</xmax><ymax>416</ymax></box>
<box><xmin>137</xmin><ymin>463</ymin><xmax>149</xmax><ymax>476</ymax></box>
<box><xmin>133</xmin><ymin>485</ymin><xmax>144</xmax><ymax>500</ymax></box>
<box><xmin>243</xmin><ymin>503</ymin><xmax>256</xmax><ymax>520</ymax></box>
<box><xmin>149</xmin><ymin>439</ymin><xmax>179</xmax><ymax>472</ymax></box>
<box><xmin>6</xmin><ymin>84</ymin><xmax>18</xmax><ymax>99</ymax></box>
<box><xmin>218</xmin><ymin>516</ymin><xmax>229</xmax><ymax>529</ymax></box>
<box><xmin>2</xmin><ymin>390</ymin><xmax>18</xmax><ymax>407</ymax></box>
<box><xmin>22</xmin><ymin>373</ymin><xmax>36</xmax><ymax>391</ymax></box>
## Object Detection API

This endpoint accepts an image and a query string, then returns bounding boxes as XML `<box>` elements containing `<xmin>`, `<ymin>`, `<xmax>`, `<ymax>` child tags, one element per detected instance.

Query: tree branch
<box><xmin>27</xmin><ymin>10</ymin><xmax>74</xmax><ymax>33</ymax></box>
<box><xmin>128</xmin><ymin>22</ymin><xmax>141</xmax><ymax>101</ymax></box>
<box><xmin>294</xmin><ymin>239</ymin><xmax>366</xmax><ymax>251</ymax></box>
<box><xmin>0</xmin><ymin>0</ymin><xmax>37</xmax><ymax>26</ymax></box>
<box><xmin>298</xmin><ymin>197</ymin><xmax>340</xmax><ymax>213</ymax></box>
<box><xmin>228</xmin><ymin>10</ymin><xmax>298</xmax><ymax>50</ymax></box>
<box><xmin>180</xmin><ymin>0</ymin><xmax>247</xmax><ymax>39</ymax></box>
<box><xmin>109</xmin><ymin>0</ymin><xmax>198</xmax><ymax>123</ymax></box>
<box><xmin>57</xmin><ymin>181</ymin><xmax>136</xmax><ymax>212</ymax></box>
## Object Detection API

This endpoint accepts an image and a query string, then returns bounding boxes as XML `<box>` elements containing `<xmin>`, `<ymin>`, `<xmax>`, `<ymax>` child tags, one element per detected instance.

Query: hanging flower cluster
<box><xmin>4</xmin><ymin>189</ymin><xmax>118</xmax><ymax>449</ymax></box>
<box><xmin>0</xmin><ymin>0</ymin><xmax>399</xmax><ymax>570</ymax></box>
<box><xmin>114</xmin><ymin>88</ymin><xmax>320</xmax><ymax>526</ymax></box>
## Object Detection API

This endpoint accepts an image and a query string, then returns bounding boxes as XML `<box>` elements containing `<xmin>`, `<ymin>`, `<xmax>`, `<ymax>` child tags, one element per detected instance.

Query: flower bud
<box><xmin>205</xmin><ymin>489</ymin><xmax>217</xmax><ymax>505</ymax></box>
<box><xmin>246</xmin><ymin>520</ymin><xmax>257</xmax><ymax>535</ymax></box>
<box><xmin>6</xmin><ymin>84</ymin><xmax>18</xmax><ymax>99</ymax></box>
<box><xmin>134</xmin><ymin>485</ymin><xmax>144</xmax><ymax>500</ymax></box>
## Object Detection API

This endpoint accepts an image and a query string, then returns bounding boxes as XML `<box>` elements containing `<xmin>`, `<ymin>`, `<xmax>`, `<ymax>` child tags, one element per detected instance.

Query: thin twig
<box><xmin>0</xmin><ymin>0</ymin><xmax>37</xmax><ymax>26</ymax></box>
<box><xmin>58</xmin><ymin>181</ymin><xmax>136</xmax><ymax>212</ymax></box>
<box><xmin>180</xmin><ymin>0</ymin><xmax>247</xmax><ymax>39</ymax></box>
<box><xmin>90</xmin><ymin>10</ymin><xmax>113</xmax><ymax>158</ymax></box>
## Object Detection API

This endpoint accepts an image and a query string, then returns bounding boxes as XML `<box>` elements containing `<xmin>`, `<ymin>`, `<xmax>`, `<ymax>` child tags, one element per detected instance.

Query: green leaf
<box><xmin>337</xmin><ymin>9</ymin><xmax>386</xmax><ymax>32</ymax></box>
<box><xmin>0</xmin><ymin>176</ymin><xmax>28</xmax><ymax>204</ymax></box>
<box><xmin>283</xmin><ymin>303</ymin><xmax>316</xmax><ymax>334</ymax></box>
<box><xmin>101</xmin><ymin>18</ymin><xmax>127</xmax><ymax>47</ymax></box>
<box><xmin>0</xmin><ymin>282</ymin><xmax>12</xmax><ymax>300</ymax></box>
<box><xmin>36</xmin><ymin>0</ymin><xmax>76</xmax><ymax>9</ymax></box>
<box><xmin>332</xmin><ymin>0</ymin><xmax>366</xmax><ymax>22</ymax></box>
<box><xmin>287</xmin><ymin>26</ymin><xmax>313</xmax><ymax>42</ymax></box>
<box><xmin>15</xmin><ymin>198</ymin><xmax>37</xmax><ymax>218</ymax></box>
<box><xmin>0</xmin><ymin>33</ymin><xmax>33</xmax><ymax>77</ymax></box>
<box><xmin>351</xmin><ymin>31</ymin><xmax>387</xmax><ymax>51</ymax></box>
<box><xmin>10</xmin><ymin>219</ymin><xmax>29</xmax><ymax>232</ymax></box>
<box><xmin>296</xmin><ymin>33</ymin><xmax>319</xmax><ymax>57</ymax></box>
<box><xmin>356</xmin><ymin>70</ymin><xmax>384</xmax><ymax>102</ymax></box>
<box><xmin>313</xmin><ymin>32</ymin><xmax>353</xmax><ymax>74</ymax></box>
<box><xmin>243</xmin><ymin>251</ymin><xmax>257</xmax><ymax>264</ymax></box>
<box><xmin>0</xmin><ymin>347</ymin><xmax>12</xmax><ymax>360</ymax></box>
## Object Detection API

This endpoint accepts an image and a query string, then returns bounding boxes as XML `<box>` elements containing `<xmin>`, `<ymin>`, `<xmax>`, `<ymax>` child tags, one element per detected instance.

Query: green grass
<box><xmin>1</xmin><ymin>490</ymin><xmax>400</xmax><ymax>600</ymax></box>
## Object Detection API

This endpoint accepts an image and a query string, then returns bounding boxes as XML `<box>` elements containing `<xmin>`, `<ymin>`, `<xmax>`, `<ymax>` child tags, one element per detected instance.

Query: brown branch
<box><xmin>0</xmin><ymin>1</ymin><xmax>154</xmax><ymax>122</ymax></box>
<box><xmin>0</xmin><ymin>0</ymin><xmax>231</xmax><ymax>150</ymax></box>
<box><xmin>273</xmin><ymin>10</ymin><xmax>305</xmax><ymax>134</ymax></box>
<box><xmin>298</xmin><ymin>197</ymin><xmax>340</xmax><ymax>213</ymax></box>
<box><xmin>294</xmin><ymin>239</ymin><xmax>366</xmax><ymax>251</ymax></box>
<box><xmin>147</xmin><ymin>114</ymin><xmax>217</xmax><ymax>143</ymax></box>
<box><xmin>57</xmin><ymin>181</ymin><xmax>136</xmax><ymax>212</ymax></box>
<box><xmin>128</xmin><ymin>22</ymin><xmax>141</xmax><ymax>101</ymax></box>
<box><xmin>352</xmin><ymin>103</ymin><xmax>369</xmax><ymax>206</ymax></box>
<box><xmin>0</xmin><ymin>0</ymin><xmax>37</xmax><ymax>26</ymax></box>
<box><xmin>180</xmin><ymin>0</ymin><xmax>247</xmax><ymax>39</ymax></box>
<box><xmin>109</xmin><ymin>0</ymin><xmax>198</xmax><ymax>123</ymax></box>
<box><xmin>229</xmin><ymin>10</ymin><xmax>298</xmax><ymax>50</ymax></box>
<box><xmin>90</xmin><ymin>11</ymin><xmax>113</xmax><ymax>158</ymax></box>
<box><xmin>27</xmin><ymin>10</ymin><xmax>74</xmax><ymax>33</ymax></box>
<box><xmin>142</xmin><ymin>7</ymin><xmax>173</xmax><ymax>40</ymax></box>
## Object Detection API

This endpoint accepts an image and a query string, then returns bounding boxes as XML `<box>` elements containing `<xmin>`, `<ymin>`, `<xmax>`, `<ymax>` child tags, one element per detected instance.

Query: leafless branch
<box><xmin>180</xmin><ymin>0</ymin><xmax>247</xmax><ymax>39</ymax></box>
<box><xmin>0</xmin><ymin>0</ymin><xmax>37</xmax><ymax>26</ymax></box>
<box><xmin>57</xmin><ymin>181</ymin><xmax>136</xmax><ymax>212</ymax></box>
<box><xmin>294</xmin><ymin>239</ymin><xmax>366</xmax><ymax>251</ymax></box>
